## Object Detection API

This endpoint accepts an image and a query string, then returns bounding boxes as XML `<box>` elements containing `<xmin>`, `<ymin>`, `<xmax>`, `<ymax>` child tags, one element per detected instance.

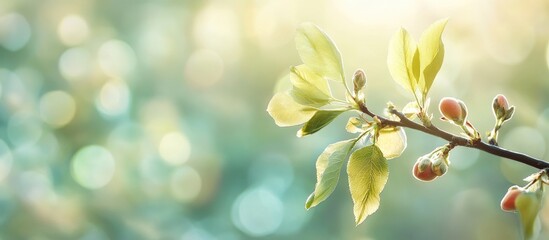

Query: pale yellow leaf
<box><xmin>418</xmin><ymin>18</ymin><xmax>447</xmax><ymax>96</ymax></box>
<box><xmin>289</xmin><ymin>65</ymin><xmax>332</xmax><ymax>107</ymax></box>
<box><xmin>347</xmin><ymin>145</ymin><xmax>389</xmax><ymax>225</ymax></box>
<box><xmin>346</xmin><ymin>117</ymin><xmax>365</xmax><ymax>134</ymax></box>
<box><xmin>387</xmin><ymin>28</ymin><xmax>419</xmax><ymax>93</ymax></box>
<box><xmin>375</xmin><ymin>127</ymin><xmax>407</xmax><ymax>159</ymax></box>
<box><xmin>402</xmin><ymin>101</ymin><xmax>420</xmax><ymax>120</ymax></box>
<box><xmin>295</xmin><ymin>23</ymin><xmax>344</xmax><ymax>83</ymax></box>
<box><xmin>266</xmin><ymin>92</ymin><xmax>316</xmax><ymax>127</ymax></box>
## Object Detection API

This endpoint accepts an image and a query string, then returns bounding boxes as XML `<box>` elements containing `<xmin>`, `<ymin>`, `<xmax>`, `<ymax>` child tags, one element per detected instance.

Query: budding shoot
<box><xmin>413</xmin><ymin>156</ymin><xmax>437</xmax><ymax>182</ymax></box>
<box><xmin>439</xmin><ymin>97</ymin><xmax>468</xmax><ymax>125</ymax></box>
<box><xmin>500</xmin><ymin>185</ymin><xmax>524</xmax><ymax>212</ymax></box>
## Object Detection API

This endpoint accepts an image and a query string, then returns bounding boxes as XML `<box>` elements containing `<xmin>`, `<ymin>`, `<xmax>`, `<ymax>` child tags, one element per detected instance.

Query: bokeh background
<box><xmin>1</xmin><ymin>0</ymin><xmax>549</xmax><ymax>239</ymax></box>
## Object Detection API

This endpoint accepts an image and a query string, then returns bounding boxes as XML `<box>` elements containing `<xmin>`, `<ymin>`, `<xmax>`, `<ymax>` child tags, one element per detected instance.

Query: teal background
<box><xmin>1</xmin><ymin>0</ymin><xmax>549</xmax><ymax>239</ymax></box>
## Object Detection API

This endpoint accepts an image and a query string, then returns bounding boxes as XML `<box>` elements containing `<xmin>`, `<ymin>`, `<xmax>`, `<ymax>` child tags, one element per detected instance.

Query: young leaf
<box><xmin>374</xmin><ymin>127</ymin><xmax>407</xmax><ymax>159</ymax></box>
<box><xmin>267</xmin><ymin>92</ymin><xmax>316</xmax><ymax>127</ymax></box>
<box><xmin>346</xmin><ymin>117</ymin><xmax>365</xmax><ymax>134</ymax></box>
<box><xmin>418</xmin><ymin>18</ymin><xmax>447</xmax><ymax>96</ymax></box>
<box><xmin>515</xmin><ymin>192</ymin><xmax>542</xmax><ymax>240</ymax></box>
<box><xmin>289</xmin><ymin>65</ymin><xmax>332</xmax><ymax>107</ymax></box>
<box><xmin>402</xmin><ymin>101</ymin><xmax>420</xmax><ymax>120</ymax></box>
<box><xmin>306</xmin><ymin>139</ymin><xmax>355</xmax><ymax>209</ymax></box>
<box><xmin>347</xmin><ymin>145</ymin><xmax>389</xmax><ymax>225</ymax></box>
<box><xmin>387</xmin><ymin>28</ymin><xmax>419</xmax><ymax>93</ymax></box>
<box><xmin>295</xmin><ymin>23</ymin><xmax>344</xmax><ymax>83</ymax></box>
<box><xmin>298</xmin><ymin>110</ymin><xmax>346</xmax><ymax>137</ymax></box>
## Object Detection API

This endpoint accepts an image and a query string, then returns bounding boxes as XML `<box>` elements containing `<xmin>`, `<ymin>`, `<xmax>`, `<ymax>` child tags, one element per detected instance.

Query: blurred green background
<box><xmin>1</xmin><ymin>0</ymin><xmax>549</xmax><ymax>239</ymax></box>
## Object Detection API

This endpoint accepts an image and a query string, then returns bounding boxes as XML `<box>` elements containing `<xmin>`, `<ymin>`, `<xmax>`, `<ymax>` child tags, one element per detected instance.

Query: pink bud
<box><xmin>413</xmin><ymin>157</ymin><xmax>437</xmax><ymax>182</ymax></box>
<box><xmin>500</xmin><ymin>185</ymin><xmax>523</xmax><ymax>212</ymax></box>
<box><xmin>439</xmin><ymin>97</ymin><xmax>467</xmax><ymax>125</ymax></box>
<box><xmin>496</xmin><ymin>94</ymin><xmax>509</xmax><ymax>110</ymax></box>
<box><xmin>493</xmin><ymin>94</ymin><xmax>511</xmax><ymax>120</ymax></box>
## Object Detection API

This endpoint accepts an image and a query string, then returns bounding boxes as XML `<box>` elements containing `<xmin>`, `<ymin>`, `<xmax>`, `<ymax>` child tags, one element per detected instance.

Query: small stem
<box><xmin>488</xmin><ymin>118</ymin><xmax>504</xmax><ymax>145</ymax></box>
<box><xmin>357</xmin><ymin>101</ymin><xmax>549</xmax><ymax>169</ymax></box>
<box><xmin>341</xmin><ymin>74</ymin><xmax>355</xmax><ymax>104</ymax></box>
<box><xmin>460</xmin><ymin>125</ymin><xmax>472</xmax><ymax>138</ymax></box>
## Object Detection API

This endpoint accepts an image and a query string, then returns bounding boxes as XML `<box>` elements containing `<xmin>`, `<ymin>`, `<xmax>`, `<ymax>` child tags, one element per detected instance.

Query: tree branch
<box><xmin>357</xmin><ymin>102</ymin><xmax>549</xmax><ymax>169</ymax></box>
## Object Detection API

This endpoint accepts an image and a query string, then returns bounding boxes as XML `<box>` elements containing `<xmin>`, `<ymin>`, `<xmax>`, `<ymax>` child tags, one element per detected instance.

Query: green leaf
<box><xmin>289</xmin><ymin>65</ymin><xmax>332</xmax><ymax>107</ymax></box>
<box><xmin>347</xmin><ymin>145</ymin><xmax>389</xmax><ymax>225</ymax></box>
<box><xmin>374</xmin><ymin>127</ymin><xmax>407</xmax><ymax>159</ymax></box>
<box><xmin>418</xmin><ymin>18</ymin><xmax>447</xmax><ymax>96</ymax></box>
<box><xmin>387</xmin><ymin>28</ymin><xmax>420</xmax><ymax>93</ymax></box>
<box><xmin>295</xmin><ymin>23</ymin><xmax>344</xmax><ymax>83</ymax></box>
<box><xmin>298</xmin><ymin>110</ymin><xmax>346</xmax><ymax>137</ymax></box>
<box><xmin>267</xmin><ymin>92</ymin><xmax>316</xmax><ymax>127</ymax></box>
<box><xmin>306</xmin><ymin>139</ymin><xmax>355</xmax><ymax>209</ymax></box>
<box><xmin>516</xmin><ymin>192</ymin><xmax>542</xmax><ymax>240</ymax></box>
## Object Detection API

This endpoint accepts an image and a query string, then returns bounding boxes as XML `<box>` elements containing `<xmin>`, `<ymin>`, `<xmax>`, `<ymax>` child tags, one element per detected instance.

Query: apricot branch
<box><xmin>267</xmin><ymin>20</ymin><xmax>548</xmax><ymax>236</ymax></box>
<box><xmin>357</xmin><ymin>101</ymin><xmax>549</xmax><ymax>169</ymax></box>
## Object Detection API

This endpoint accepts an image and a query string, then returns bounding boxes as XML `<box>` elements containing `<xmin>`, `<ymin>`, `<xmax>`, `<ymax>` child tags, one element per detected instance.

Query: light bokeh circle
<box><xmin>158</xmin><ymin>131</ymin><xmax>191</xmax><ymax>165</ymax></box>
<box><xmin>71</xmin><ymin>146</ymin><xmax>116</xmax><ymax>189</ymax></box>
<box><xmin>39</xmin><ymin>90</ymin><xmax>77</xmax><ymax>128</ymax></box>
<box><xmin>231</xmin><ymin>188</ymin><xmax>283</xmax><ymax>237</ymax></box>
<box><xmin>57</xmin><ymin>14</ymin><xmax>89</xmax><ymax>46</ymax></box>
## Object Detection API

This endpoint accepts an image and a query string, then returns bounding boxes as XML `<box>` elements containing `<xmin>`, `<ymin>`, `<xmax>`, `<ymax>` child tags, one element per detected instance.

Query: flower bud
<box><xmin>439</xmin><ymin>97</ymin><xmax>468</xmax><ymax>125</ymax></box>
<box><xmin>500</xmin><ymin>185</ymin><xmax>524</xmax><ymax>212</ymax></box>
<box><xmin>417</xmin><ymin>155</ymin><xmax>431</xmax><ymax>172</ymax></box>
<box><xmin>413</xmin><ymin>156</ymin><xmax>437</xmax><ymax>182</ymax></box>
<box><xmin>431</xmin><ymin>156</ymin><xmax>448</xmax><ymax>176</ymax></box>
<box><xmin>431</xmin><ymin>159</ymin><xmax>448</xmax><ymax>177</ymax></box>
<box><xmin>353</xmin><ymin>69</ymin><xmax>366</xmax><ymax>94</ymax></box>
<box><xmin>492</xmin><ymin>94</ymin><xmax>511</xmax><ymax>120</ymax></box>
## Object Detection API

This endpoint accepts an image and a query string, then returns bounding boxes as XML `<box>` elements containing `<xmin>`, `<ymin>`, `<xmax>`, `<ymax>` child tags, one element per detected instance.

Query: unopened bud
<box><xmin>417</xmin><ymin>155</ymin><xmax>431</xmax><ymax>172</ymax></box>
<box><xmin>439</xmin><ymin>97</ymin><xmax>468</xmax><ymax>125</ymax></box>
<box><xmin>495</xmin><ymin>94</ymin><xmax>509</xmax><ymax>110</ymax></box>
<box><xmin>413</xmin><ymin>155</ymin><xmax>437</xmax><ymax>182</ymax></box>
<box><xmin>493</xmin><ymin>94</ymin><xmax>507</xmax><ymax>118</ymax></box>
<box><xmin>430</xmin><ymin>154</ymin><xmax>448</xmax><ymax>176</ymax></box>
<box><xmin>492</xmin><ymin>94</ymin><xmax>513</xmax><ymax>120</ymax></box>
<box><xmin>500</xmin><ymin>185</ymin><xmax>524</xmax><ymax>212</ymax></box>
<box><xmin>432</xmin><ymin>160</ymin><xmax>448</xmax><ymax>176</ymax></box>
<box><xmin>353</xmin><ymin>69</ymin><xmax>366</xmax><ymax>94</ymax></box>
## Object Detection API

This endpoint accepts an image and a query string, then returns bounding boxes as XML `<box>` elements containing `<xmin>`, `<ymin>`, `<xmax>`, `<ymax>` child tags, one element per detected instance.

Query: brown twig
<box><xmin>357</xmin><ymin>102</ymin><xmax>549</xmax><ymax>169</ymax></box>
